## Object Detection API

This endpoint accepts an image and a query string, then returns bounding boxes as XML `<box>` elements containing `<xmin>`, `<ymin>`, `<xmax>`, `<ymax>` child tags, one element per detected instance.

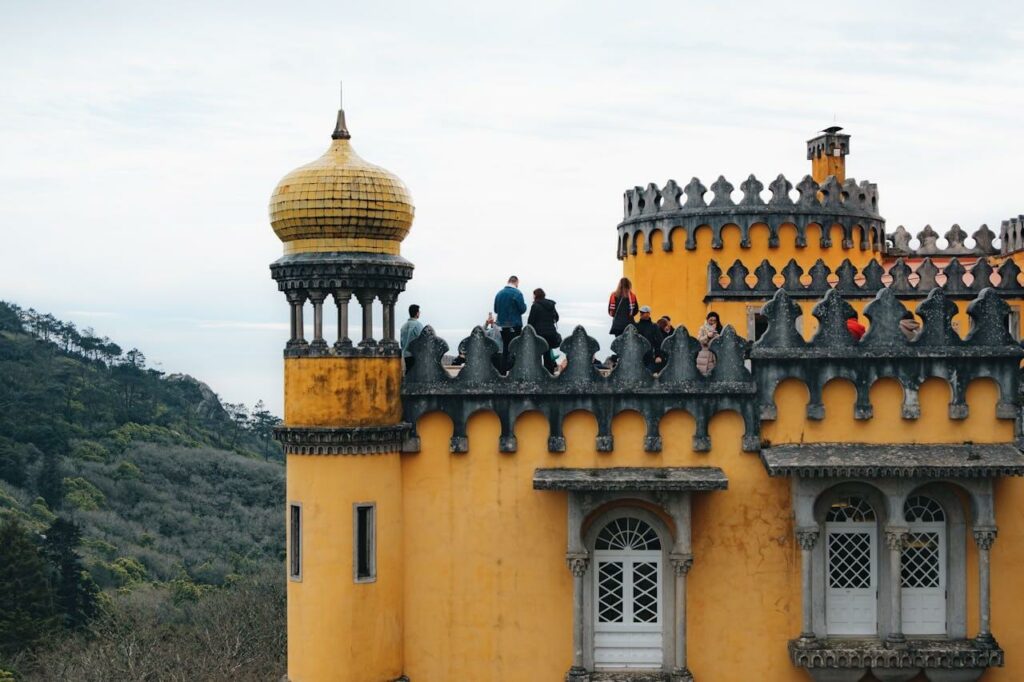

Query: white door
<box><xmin>826</xmin><ymin>497</ymin><xmax>878</xmax><ymax>635</ymax></box>
<box><xmin>593</xmin><ymin>517</ymin><xmax>663</xmax><ymax>670</ymax></box>
<box><xmin>902</xmin><ymin>496</ymin><xmax>947</xmax><ymax>635</ymax></box>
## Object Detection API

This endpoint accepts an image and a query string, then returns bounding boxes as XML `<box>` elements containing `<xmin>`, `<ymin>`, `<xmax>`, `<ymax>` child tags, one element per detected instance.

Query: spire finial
<box><xmin>332</xmin><ymin>80</ymin><xmax>351</xmax><ymax>140</ymax></box>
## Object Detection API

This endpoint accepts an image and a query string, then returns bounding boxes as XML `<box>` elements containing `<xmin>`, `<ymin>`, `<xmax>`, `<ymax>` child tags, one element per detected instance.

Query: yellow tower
<box><xmin>806</xmin><ymin>125</ymin><xmax>849</xmax><ymax>183</ymax></box>
<box><xmin>269</xmin><ymin>105</ymin><xmax>414</xmax><ymax>682</ymax></box>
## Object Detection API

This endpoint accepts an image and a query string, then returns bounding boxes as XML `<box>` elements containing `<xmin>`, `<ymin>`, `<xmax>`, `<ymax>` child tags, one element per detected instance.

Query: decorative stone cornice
<box><xmin>274</xmin><ymin>424</ymin><xmax>410</xmax><ymax>455</ymax></box>
<box><xmin>284</xmin><ymin>341</ymin><xmax>401</xmax><ymax>359</ymax></box>
<box><xmin>618</xmin><ymin>174</ymin><xmax>883</xmax><ymax>258</ymax></box>
<box><xmin>270</xmin><ymin>251</ymin><xmax>414</xmax><ymax>294</ymax></box>
<box><xmin>973</xmin><ymin>526</ymin><xmax>998</xmax><ymax>550</ymax></box>
<box><xmin>789</xmin><ymin>638</ymin><xmax>1003</xmax><ymax>670</ymax></box>
<box><xmin>761</xmin><ymin>443</ymin><xmax>1024</xmax><ymax>479</ymax></box>
<box><xmin>795</xmin><ymin>527</ymin><xmax>820</xmax><ymax>551</ymax></box>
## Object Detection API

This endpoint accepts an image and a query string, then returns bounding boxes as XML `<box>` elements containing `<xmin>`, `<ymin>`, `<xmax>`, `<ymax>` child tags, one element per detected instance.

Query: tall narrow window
<box><xmin>902</xmin><ymin>495</ymin><xmax>946</xmax><ymax>635</ymax></box>
<box><xmin>354</xmin><ymin>503</ymin><xmax>376</xmax><ymax>582</ymax></box>
<box><xmin>289</xmin><ymin>503</ymin><xmax>302</xmax><ymax>581</ymax></box>
<box><xmin>825</xmin><ymin>496</ymin><xmax>877</xmax><ymax>635</ymax></box>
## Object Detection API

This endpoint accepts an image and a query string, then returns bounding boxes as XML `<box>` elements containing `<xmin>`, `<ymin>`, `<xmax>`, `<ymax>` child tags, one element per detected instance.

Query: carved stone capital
<box><xmin>566</xmin><ymin>552</ymin><xmax>589</xmax><ymax>577</ymax></box>
<box><xmin>795</xmin><ymin>527</ymin><xmax>820</xmax><ymax>551</ymax></box>
<box><xmin>306</xmin><ymin>290</ymin><xmax>328</xmax><ymax>305</ymax></box>
<box><xmin>670</xmin><ymin>553</ymin><xmax>694</xmax><ymax>576</ymax></box>
<box><xmin>973</xmin><ymin>526</ymin><xmax>998</xmax><ymax>551</ymax></box>
<box><xmin>884</xmin><ymin>527</ymin><xmax>909</xmax><ymax>552</ymax></box>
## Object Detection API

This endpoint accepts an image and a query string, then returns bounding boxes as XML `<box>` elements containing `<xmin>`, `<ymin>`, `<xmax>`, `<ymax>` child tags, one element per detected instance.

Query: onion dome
<box><xmin>269</xmin><ymin>109</ymin><xmax>414</xmax><ymax>255</ymax></box>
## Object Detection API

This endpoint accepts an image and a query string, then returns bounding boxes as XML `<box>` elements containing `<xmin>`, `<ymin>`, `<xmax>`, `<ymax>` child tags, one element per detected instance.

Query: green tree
<box><xmin>0</xmin><ymin>518</ymin><xmax>56</xmax><ymax>656</ymax></box>
<box><xmin>42</xmin><ymin>518</ymin><xmax>99</xmax><ymax>630</ymax></box>
<box><xmin>36</xmin><ymin>450</ymin><xmax>64</xmax><ymax>509</ymax></box>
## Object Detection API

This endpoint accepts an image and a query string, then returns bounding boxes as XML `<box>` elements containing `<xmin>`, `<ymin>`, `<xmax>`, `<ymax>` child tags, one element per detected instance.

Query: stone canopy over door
<box><xmin>533</xmin><ymin>467</ymin><xmax>728</xmax><ymax>682</ymax></box>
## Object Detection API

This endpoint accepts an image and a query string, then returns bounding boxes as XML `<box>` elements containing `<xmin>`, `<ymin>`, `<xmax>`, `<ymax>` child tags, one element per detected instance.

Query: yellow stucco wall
<box><xmin>396</xmin><ymin>376</ymin><xmax>1019</xmax><ymax>682</ymax></box>
<box><xmin>284</xmin><ymin>357</ymin><xmax>402</xmax><ymax>427</ymax></box>
<box><xmin>287</xmin><ymin>451</ymin><xmax>404</xmax><ymax>682</ymax></box>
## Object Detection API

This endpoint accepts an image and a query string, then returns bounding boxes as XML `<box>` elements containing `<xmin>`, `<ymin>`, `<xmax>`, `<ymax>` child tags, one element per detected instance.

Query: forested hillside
<box><xmin>0</xmin><ymin>301</ymin><xmax>286</xmax><ymax>680</ymax></box>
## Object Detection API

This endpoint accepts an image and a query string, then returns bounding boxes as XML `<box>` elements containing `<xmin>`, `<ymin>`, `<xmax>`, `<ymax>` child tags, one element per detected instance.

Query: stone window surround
<box><xmin>353</xmin><ymin>501</ymin><xmax>377</xmax><ymax>584</ymax></box>
<box><xmin>566</xmin><ymin>491</ymin><xmax>694</xmax><ymax>682</ymax></box>
<box><xmin>795</xmin><ymin>479</ymin><xmax>977</xmax><ymax>642</ymax></box>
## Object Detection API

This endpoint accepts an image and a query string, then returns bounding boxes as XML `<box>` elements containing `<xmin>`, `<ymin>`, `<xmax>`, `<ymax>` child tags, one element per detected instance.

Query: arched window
<box><xmin>826</xmin><ymin>496</ymin><xmax>877</xmax><ymax>635</ymax></box>
<box><xmin>902</xmin><ymin>495</ymin><xmax>946</xmax><ymax>635</ymax></box>
<box><xmin>593</xmin><ymin>516</ymin><xmax>663</xmax><ymax>670</ymax></box>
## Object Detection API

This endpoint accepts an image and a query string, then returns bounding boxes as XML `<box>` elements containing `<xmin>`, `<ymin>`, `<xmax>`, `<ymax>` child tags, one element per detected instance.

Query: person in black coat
<box><xmin>635</xmin><ymin>306</ymin><xmax>666</xmax><ymax>372</ymax></box>
<box><xmin>527</xmin><ymin>288</ymin><xmax>561</xmax><ymax>374</ymax></box>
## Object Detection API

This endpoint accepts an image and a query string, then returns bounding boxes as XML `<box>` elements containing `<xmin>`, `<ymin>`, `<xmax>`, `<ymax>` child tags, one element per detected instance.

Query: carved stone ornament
<box><xmin>670</xmin><ymin>553</ymin><xmax>694</xmax><ymax>576</ymax></box>
<box><xmin>795</xmin><ymin>528</ymin><xmax>820</xmax><ymax>551</ymax></box>
<box><xmin>274</xmin><ymin>424</ymin><xmax>410</xmax><ymax>455</ymax></box>
<box><xmin>566</xmin><ymin>552</ymin><xmax>590</xmax><ymax>577</ymax></box>
<box><xmin>973</xmin><ymin>527</ymin><xmax>997</xmax><ymax>551</ymax></box>
<box><xmin>884</xmin><ymin>528</ymin><xmax>909</xmax><ymax>552</ymax></box>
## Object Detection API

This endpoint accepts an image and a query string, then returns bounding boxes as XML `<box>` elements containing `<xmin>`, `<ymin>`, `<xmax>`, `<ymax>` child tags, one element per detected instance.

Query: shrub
<box><xmin>62</xmin><ymin>478</ymin><xmax>105</xmax><ymax>511</ymax></box>
<box><xmin>70</xmin><ymin>441</ymin><xmax>108</xmax><ymax>463</ymax></box>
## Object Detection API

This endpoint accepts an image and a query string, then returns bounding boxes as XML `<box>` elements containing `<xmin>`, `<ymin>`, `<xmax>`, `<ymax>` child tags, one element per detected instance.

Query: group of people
<box><xmin>607</xmin><ymin>277</ymin><xmax>723</xmax><ymax>375</ymax></box>
<box><xmin>491</xmin><ymin>276</ymin><xmax>562</xmax><ymax>373</ymax></box>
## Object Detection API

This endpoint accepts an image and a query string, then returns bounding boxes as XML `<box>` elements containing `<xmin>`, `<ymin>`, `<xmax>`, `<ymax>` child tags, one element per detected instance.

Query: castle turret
<box><xmin>806</xmin><ymin>125</ymin><xmax>850</xmax><ymax>183</ymax></box>
<box><xmin>269</xmin><ymin>105</ymin><xmax>413</xmax><ymax>682</ymax></box>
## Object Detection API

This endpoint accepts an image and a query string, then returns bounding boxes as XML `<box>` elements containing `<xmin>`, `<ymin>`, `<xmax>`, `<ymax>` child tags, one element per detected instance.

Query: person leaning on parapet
<box><xmin>608</xmin><ymin>277</ymin><xmax>638</xmax><ymax>337</ymax></box>
<box><xmin>494</xmin><ymin>276</ymin><xmax>527</xmax><ymax>373</ymax></box>
<box><xmin>657</xmin><ymin>315</ymin><xmax>674</xmax><ymax>338</ymax></box>
<box><xmin>635</xmin><ymin>306</ymin><xmax>666</xmax><ymax>372</ymax></box>
<box><xmin>696</xmin><ymin>311</ymin><xmax>723</xmax><ymax>376</ymax></box>
<box><xmin>527</xmin><ymin>288</ymin><xmax>561</xmax><ymax>374</ymax></box>
<box><xmin>846</xmin><ymin>312</ymin><xmax>867</xmax><ymax>341</ymax></box>
<box><xmin>399</xmin><ymin>304</ymin><xmax>424</xmax><ymax>374</ymax></box>
<box><xmin>484</xmin><ymin>312</ymin><xmax>504</xmax><ymax>369</ymax></box>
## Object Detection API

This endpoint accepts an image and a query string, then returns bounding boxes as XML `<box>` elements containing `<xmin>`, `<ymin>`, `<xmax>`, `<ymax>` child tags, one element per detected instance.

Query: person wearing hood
<box><xmin>900</xmin><ymin>310</ymin><xmax>921</xmax><ymax>341</ymax></box>
<box><xmin>527</xmin><ymin>288</ymin><xmax>561</xmax><ymax>374</ymax></box>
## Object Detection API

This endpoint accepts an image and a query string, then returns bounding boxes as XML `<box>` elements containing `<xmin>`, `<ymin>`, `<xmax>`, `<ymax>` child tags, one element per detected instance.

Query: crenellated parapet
<box><xmin>885</xmin><ymin>223</ymin><xmax>999</xmax><ymax>257</ymax></box>
<box><xmin>752</xmin><ymin>288</ymin><xmax>1023</xmax><ymax>423</ymax></box>
<box><xmin>706</xmin><ymin>255</ymin><xmax>1024</xmax><ymax>301</ymax></box>
<box><xmin>403</xmin><ymin>324</ymin><xmax>760</xmax><ymax>455</ymax></box>
<box><xmin>1000</xmin><ymin>215</ymin><xmax>1024</xmax><ymax>255</ymax></box>
<box><xmin>617</xmin><ymin>174</ymin><xmax>883</xmax><ymax>257</ymax></box>
<box><xmin>401</xmin><ymin>288</ymin><xmax>1023</xmax><ymax>454</ymax></box>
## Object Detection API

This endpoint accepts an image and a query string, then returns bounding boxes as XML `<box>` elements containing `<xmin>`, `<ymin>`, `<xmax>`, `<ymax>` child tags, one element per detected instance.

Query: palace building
<box><xmin>268</xmin><ymin>108</ymin><xmax>1024</xmax><ymax>682</ymax></box>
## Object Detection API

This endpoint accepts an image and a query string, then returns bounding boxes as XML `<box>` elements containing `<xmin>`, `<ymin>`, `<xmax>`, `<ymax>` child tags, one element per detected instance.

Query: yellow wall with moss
<box><xmin>287</xmin><ymin>451</ymin><xmax>404</xmax><ymax>682</ymax></box>
<box><xmin>284</xmin><ymin>357</ymin><xmax>402</xmax><ymax>427</ymax></box>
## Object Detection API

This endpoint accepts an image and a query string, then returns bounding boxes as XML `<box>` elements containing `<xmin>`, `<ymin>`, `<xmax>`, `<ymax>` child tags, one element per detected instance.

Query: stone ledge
<box><xmin>274</xmin><ymin>424</ymin><xmax>411</xmax><ymax>455</ymax></box>
<box><xmin>789</xmin><ymin>637</ymin><xmax>1004</xmax><ymax>671</ymax></box>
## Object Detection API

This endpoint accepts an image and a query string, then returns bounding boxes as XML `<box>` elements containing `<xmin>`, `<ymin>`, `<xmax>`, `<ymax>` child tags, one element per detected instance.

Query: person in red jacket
<box><xmin>608</xmin><ymin>277</ymin><xmax>638</xmax><ymax>336</ymax></box>
<box><xmin>846</xmin><ymin>315</ymin><xmax>866</xmax><ymax>341</ymax></box>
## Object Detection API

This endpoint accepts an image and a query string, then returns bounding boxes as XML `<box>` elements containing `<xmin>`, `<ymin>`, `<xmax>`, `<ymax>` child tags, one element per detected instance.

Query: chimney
<box><xmin>806</xmin><ymin>126</ymin><xmax>850</xmax><ymax>183</ymax></box>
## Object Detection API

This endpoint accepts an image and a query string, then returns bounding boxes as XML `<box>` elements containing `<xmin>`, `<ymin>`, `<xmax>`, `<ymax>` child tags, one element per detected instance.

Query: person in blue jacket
<box><xmin>493</xmin><ymin>275</ymin><xmax>527</xmax><ymax>373</ymax></box>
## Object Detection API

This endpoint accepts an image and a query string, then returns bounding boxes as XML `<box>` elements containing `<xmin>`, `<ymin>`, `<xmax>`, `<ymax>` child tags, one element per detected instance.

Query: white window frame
<box><xmin>353</xmin><ymin>502</ymin><xmax>377</xmax><ymax>584</ymax></box>
<box><xmin>901</xmin><ymin>496</ymin><xmax>947</xmax><ymax>636</ymax></box>
<box><xmin>825</xmin><ymin>499</ymin><xmax>878</xmax><ymax>636</ymax></box>
<box><xmin>289</xmin><ymin>501</ymin><xmax>302</xmax><ymax>582</ymax></box>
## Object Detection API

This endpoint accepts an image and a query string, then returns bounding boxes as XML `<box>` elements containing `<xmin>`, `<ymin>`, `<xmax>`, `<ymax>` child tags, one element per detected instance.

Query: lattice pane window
<box><xmin>828</xmin><ymin>532</ymin><xmax>873</xmax><ymax>589</ymax></box>
<box><xmin>902</xmin><ymin>532</ymin><xmax>941</xmax><ymax>588</ymax></box>
<box><xmin>905</xmin><ymin>495</ymin><xmax>945</xmax><ymax>523</ymax></box>
<box><xmin>597</xmin><ymin>561</ymin><xmax>624</xmax><ymax>623</ymax></box>
<box><xmin>596</xmin><ymin>517</ymin><xmax>662</xmax><ymax>551</ymax></box>
<box><xmin>826</xmin><ymin>496</ymin><xmax>876</xmax><ymax>523</ymax></box>
<box><xmin>631</xmin><ymin>561</ymin><xmax>659</xmax><ymax>623</ymax></box>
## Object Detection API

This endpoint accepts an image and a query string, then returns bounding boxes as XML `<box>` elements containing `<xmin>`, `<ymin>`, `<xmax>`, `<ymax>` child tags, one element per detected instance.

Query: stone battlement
<box><xmin>885</xmin><ymin>223</ymin><xmax>998</xmax><ymax>257</ymax></box>
<box><xmin>618</xmin><ymin>174</ymin><xmax>882</xmax><ymax>257</ymax></box>
<box><xmin>706</xmin><ymin>255</ymin><xmax>1024</xmax><ymax>300</ymax></box>
<box><xmin>401</xmin><ymin>287</ymin><xmax>1022</xmax><ymax>455</ymax></box>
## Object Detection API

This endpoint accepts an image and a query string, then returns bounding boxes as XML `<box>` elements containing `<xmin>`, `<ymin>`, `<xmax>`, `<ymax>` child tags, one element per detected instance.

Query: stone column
<box><xmin>884</xmin><ymin>527</ymin><xmax>908</xmax><ymax>646</ymax></box>
<box><xmin>670</xmin><ymin>553</ymin><xmax>694</xmax><ymax>682</ymax></box>
<box><xmin>333</xmin><ymin>289</ymin><xmax>352</xmax><ymax>350</ymax></box>
<box><xmin>795</xmin><ymin>527</ymin><xmax>820</xmax><ymax>644</ymax></box>
<box><xmin>973</xmin><ymin>527</ymin><xmax>997</xmax><ymax>646</ymax></box>
<box><xmin>356</xmin><ymin>291</ymin><xmax>376</xmax><ymax>347</ymax></box>
<box><xmin>308</xmin><ymin>290</ymin><xmax>328</xmax><ymax>351</ymax></box>
<box><xmin>379</xmin><ymin>292</ymin><xmax>399</xmax><ymax>352</ymax></box>
<box><xmin>285</xmin><ymin>291</ymin><xmax>308</xmax><ymax>348</ymax></box>
<box><xmin>565</xmin><ymin>552</ymin><xmax>590</xmax><ymax>682</ymax></box>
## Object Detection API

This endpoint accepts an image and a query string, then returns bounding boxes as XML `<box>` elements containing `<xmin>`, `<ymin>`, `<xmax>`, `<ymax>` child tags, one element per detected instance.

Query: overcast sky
<box><xmin>2</xmin><ymin>1</ymin><xmax>1023</xmax><ymax>415</ymax></box>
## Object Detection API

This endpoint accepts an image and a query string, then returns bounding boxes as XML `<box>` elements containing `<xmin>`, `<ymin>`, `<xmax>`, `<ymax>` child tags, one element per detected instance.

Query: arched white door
<box><xmin>826</xmin><ymin>496</ymin><xmax>877</xmax><ymax>635</ymax></box>
<box><xmin>593</xmin><ymin>516</ymin><xmax>663</xmax><ymax>670</ymax></box>
<box><xmin>902</xmin><ymin>495</ymin><xmax>947</xmax><ymax>635</ymax></box>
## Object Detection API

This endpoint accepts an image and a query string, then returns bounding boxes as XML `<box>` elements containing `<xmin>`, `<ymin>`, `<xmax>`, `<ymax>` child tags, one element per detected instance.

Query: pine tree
<box><xmin>42</xmin><ymin>518</ymin><xmax>99</xmax><ymax>630</ymax></box>
<box><xmin>36</xmin><ymin>450</ymin><xmax>64</xmax><ymax>508</ymax></box>
<box><xmin>0</xmin><ymin>518</ymin><xmax>57</xmax><ymax>656</ymax></box>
